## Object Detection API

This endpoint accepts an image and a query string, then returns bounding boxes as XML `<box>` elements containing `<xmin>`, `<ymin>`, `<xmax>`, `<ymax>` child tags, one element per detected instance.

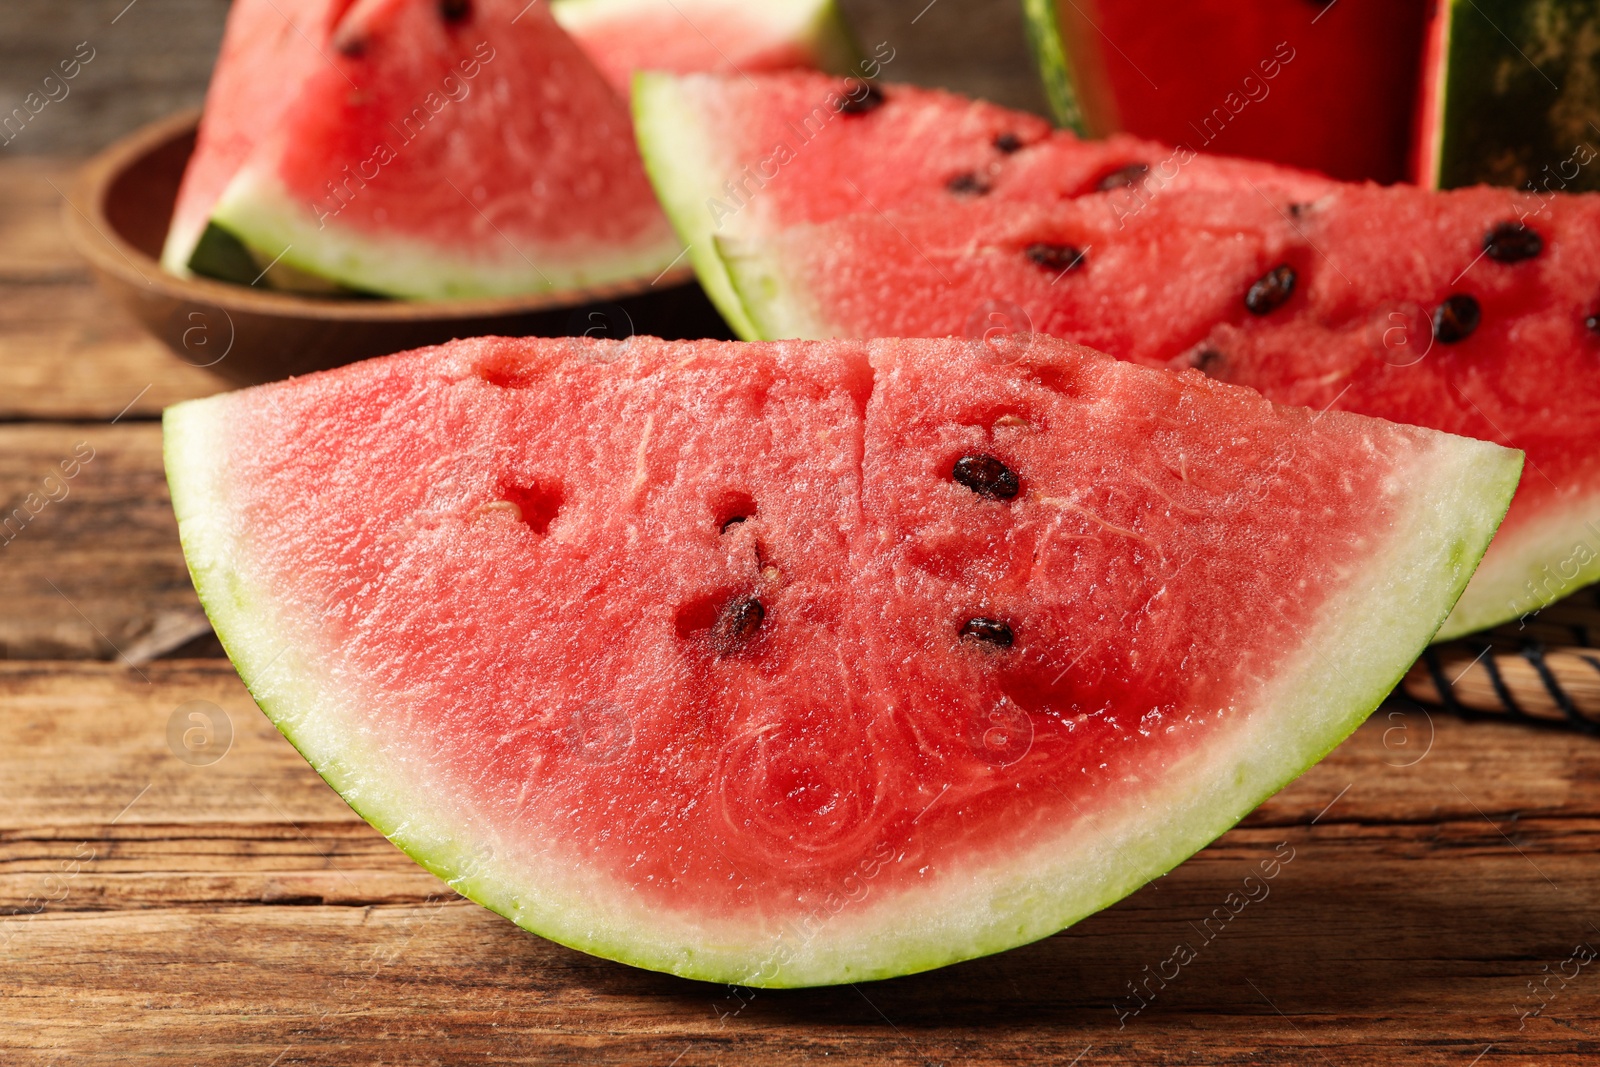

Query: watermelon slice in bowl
<box><xmin>633</xmin><ymin>72</ymin><xmax>1600</xmax><ymax>639</ymax></box>
<box><xmin>552</xmin><ymin>0</ymin><xmax>857</xmax><ymax>95</ymax></box>
<box><xmin>165</xmin><ymin>333</ymin><xmax>1519</xmax><ymax>985</ymax></box>
<box><xmin>1020</xmin><ymin>0</ymin><xmax>1429</xmax><ymax>183</ymax></box>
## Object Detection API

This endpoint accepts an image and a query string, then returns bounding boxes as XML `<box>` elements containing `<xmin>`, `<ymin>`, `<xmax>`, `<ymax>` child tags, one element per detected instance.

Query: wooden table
<box><xmin>5</xmin><ymin>156</ymin><xmax>1599</xmax><ymax>1066</ymax></box>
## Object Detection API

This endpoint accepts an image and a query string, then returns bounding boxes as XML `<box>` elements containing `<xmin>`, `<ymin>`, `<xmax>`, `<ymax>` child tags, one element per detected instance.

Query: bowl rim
<box><xmin>64</xmin><ymin>109</ymin><xmax>695</xmax><ymax>323</ymax></box>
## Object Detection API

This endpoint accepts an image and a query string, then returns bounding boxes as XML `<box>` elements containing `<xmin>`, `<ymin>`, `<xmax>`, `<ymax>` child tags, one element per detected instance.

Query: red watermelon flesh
<box><xmin>714</xmin><ymin>183</ymin><xmax>1600</xmax><ymax>638</ymax></box>
<box><xmin>1023</xmin><ymin>0</ymin><xmax>1429</xmax><ymax>184</ymax></box>
<box><xmin>634</xmin><ymin>71</ymin><xmax>1334</xmax><ymax>337</ymax></box>
<box><xmin>159</xmin><ymin>0</ymin><xmax>355</xmax><ymax>275</ymax></box>
<box><xmin>165</xmin><ymin>334</ymin><xmax>1517</xmax><ymax>984</ymax></box>
<box><xmin>205</xmin><ymin>0</ymin><xmax>681</xmax><ymax>298</ymax></box>
<box><xmin>551</xmin><ymin>0</ymin><xmax>855</xmax><ymax>95</ymax></box>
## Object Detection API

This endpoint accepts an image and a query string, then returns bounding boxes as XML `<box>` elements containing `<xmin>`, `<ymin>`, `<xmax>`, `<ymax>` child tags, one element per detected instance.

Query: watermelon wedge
<box><xmin>1415</xmin><ymin>0</ymin><xmax>1600</xmax><ymax>192</ymax></box>
<box><xmin>551</xmin><ymin>0</ymin><xmax>856</xmax><ymax>95</ymax></box>
<box><xmin>196</xmin><ymin>0</ymin><xmax>685</xmax><ymax>299</ymax></box>
<box><xmin>633</xmin><ymin>71</ymin><xmax>1332</xmax><ymax>337</ymax></box>
<box><xmin>165</xmin><ymin>334</ymin><xmax>1518</xmax><ymax>985</ymax></box>
<box><xmin>635</xmin><ymin>73</ymin><xmax>1600</xmax><ymax>639</ymax></box>
<box><xmin>1020</xmin><ymin>0</ymin><xmax>1430</xmax><ymax>183</ymax></box>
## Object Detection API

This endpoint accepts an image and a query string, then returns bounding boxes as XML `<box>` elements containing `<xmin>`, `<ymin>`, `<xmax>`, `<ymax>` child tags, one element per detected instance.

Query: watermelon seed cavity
<box><xmin>712</xmin><ymin>596</ymin><xmax>765</xmax><ymax>655</ymax></box>
<box><xmin>952</xmin><ymin>454</ymin><xmax>1020</xmax><ymax>500</ymax></box>
<box><xmin>1433</xmin><ymin>295</ymin><xmax>1481</xmax><ymax>344</ymax></box>
<box><xmin>960</xmin><ymin>618</ymin><xmax>1015</xmax><ymax>648</ymax></box>
<box><xmin>946</xmin><ymin>172</ymin><xmax>991</xmax><ymax>196</ymax></box>
<box><xmin>1245</xmin><ymin>265</ymin><xmax>1296</xmax><ymax>315</ymax></box>
<box><xmin>1483</xmin><ymin>222</ymin><xmax>1542</xmax><ymax>263</ymax></box>
<box><xmin>1025</xmin><ymin>243</ymin><xmax>1087</xmax><ymax>275</ymax></box>
<box><xmin>1096</xmin><ymin>163</ymin><xmax>1150</xmax><ymax>192</ymax></box>
<box><xmin>994</xmin><ymin>132</ymin><xmax>1024</xmax><ymax>154</ymax></box>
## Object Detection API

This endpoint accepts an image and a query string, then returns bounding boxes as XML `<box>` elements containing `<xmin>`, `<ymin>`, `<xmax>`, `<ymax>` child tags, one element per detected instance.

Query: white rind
<box><xmin>165</xmin><ymin>385</ymin><xmax>1519</xmax><ymax>987</ymax></box>
<box><xmin>209</xmin><ymin>165</ymin><xmax>684</xmax><ymax>300</ymax></box>
<box><xmin>633</xmin><ymin>73</ymin><xmax>767</xmax><ymax>339</ymax></box>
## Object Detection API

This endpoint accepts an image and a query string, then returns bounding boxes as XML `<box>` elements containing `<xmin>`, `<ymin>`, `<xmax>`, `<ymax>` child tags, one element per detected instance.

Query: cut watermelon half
<box><xmin>166</xmin><ymin>334</ymin><xmax>1518</xmax><ymax>985</ymax></box>
<box><xmin>1415</xmin><ymin>0</ymin><xmax>1600</xmax><ymax>192</ymax></box>
<box><xmin>552</xmin><ymin>0</ymin><xmax>856</xmax><ymax>96</ymax></box>
<box><xmin>201</xmin><ymin>0</ymin><xmax>681</xmax><ymax>299</ymax></box>
<box><xmin>633</xmin><ymin>71</ymin><xmax>1332</xmax><ymax>338</ymax></box>
<box><xmin>1021</xmin><ymin>0</ymin><xmax>1430</xmax><ymax>183</ymax></box>
<box><xmin>634</xmin><ymin>72</ymin><xmax>1600</xmax><ymax>639</ymax></box>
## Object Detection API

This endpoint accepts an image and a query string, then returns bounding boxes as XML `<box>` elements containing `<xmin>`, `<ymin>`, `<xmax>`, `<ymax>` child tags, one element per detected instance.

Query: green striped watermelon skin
<box><xmin>1417</xmin><ymin>0</ymin><xmax>1600</xmax><ymax>192</ymax></box>
<box><xmin>165</xmin><ymin>335</ymin><xmax>1516</xmax><ymax>985</ymax></box>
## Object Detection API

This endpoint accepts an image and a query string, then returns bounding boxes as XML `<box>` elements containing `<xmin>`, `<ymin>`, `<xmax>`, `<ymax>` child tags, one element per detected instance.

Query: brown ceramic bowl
<box><xmin>65</xmin><ymin>110</ymin><xmax>729</xmax><ymax>386</ymax></box>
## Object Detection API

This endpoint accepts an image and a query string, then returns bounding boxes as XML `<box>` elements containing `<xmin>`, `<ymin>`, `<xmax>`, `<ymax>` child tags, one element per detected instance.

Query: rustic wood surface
<box><xmin>3</xmin><ymin>6</ymin><xmax>1599</xmax><ymax>1061</ymax></box>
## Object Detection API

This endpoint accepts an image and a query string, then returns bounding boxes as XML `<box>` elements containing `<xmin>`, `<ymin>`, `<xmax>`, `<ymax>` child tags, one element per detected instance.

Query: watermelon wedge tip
<box><xmin>166</xmin><ymin>334</ymin><xmax>1518</xmax><ymax>986</ymax></box>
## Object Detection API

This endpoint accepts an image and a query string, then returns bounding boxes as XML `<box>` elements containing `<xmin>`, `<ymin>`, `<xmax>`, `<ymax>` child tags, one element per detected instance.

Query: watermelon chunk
<box><xmin>552</xmin><ymin>0</ymin><xmax>856</xmax><ymax>95</ymax></box>
<box><xmin>634</xmin><ymin>73</ymin><xmax>1600</xmax><ymax>639</ymax></box>
<box><xmin>1021</xmin><ymin>0</ymin><xmax>1430</xmax><ymax>183</ymax></box>
<box><xmin>1415</xmin><ymin>0</ymin><xmax>1600</xmax><ymax>192</ymax></box>
<box><xmin>197</xmin><ymin>0</ymin><xmax>685</xmax><ymax>299</ymax></box>
<box><xmin>165</xmin><ymin>334</ymin><xmax>1518</xmax><ymax>985</ymax></box>
<box><xmin>634</xmin><ymin>70</ymin><xmax>1332</xmax><ymax>337</ymax></box>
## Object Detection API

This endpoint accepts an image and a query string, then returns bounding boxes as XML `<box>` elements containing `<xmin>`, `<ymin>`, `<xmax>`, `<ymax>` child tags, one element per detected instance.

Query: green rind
<box><xmin>208</xmin><ymin>166</ymin><xmax>684</xmax><ymax>301</ymax></box>
<box><xmin>1432</xmin><ymin>0</ymin><xmax>1600</xmax><ymax>192</ymax></box>
<box><xmin>164</xmin><ymin>382</ymin><xmax>1520</xmax><ymax>987</ymax></box>
<box><xmin>1019</xmin><ymin>0</ymin><xmax>1086</xmax><ymax>132</ymax></box>
<box><xmin>633</xmin><ymin>73</ymin><xmax>763</xmax><ymax>338</ymax></box>
<box><xmin>717</xmin><ymin>234</ymin><xmax>832</xmax><ymax>340</ymax></box>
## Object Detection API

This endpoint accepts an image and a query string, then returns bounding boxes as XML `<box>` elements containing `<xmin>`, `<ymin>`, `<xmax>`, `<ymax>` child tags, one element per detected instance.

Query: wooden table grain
<box><xmin>4</xmin><ymin>151</ymin><xmax>1599</xmax><ymax>1065</ymax></box>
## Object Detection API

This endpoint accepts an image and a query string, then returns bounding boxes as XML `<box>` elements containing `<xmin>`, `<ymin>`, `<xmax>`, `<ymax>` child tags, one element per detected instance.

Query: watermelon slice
<box><xmin>1415</xmin><ymin>0</ymin><xmax>1600</xmax><ymax>192</ymax></box>
<box><xmin>165</xmin><ymin>334</ymin><xmax>1518</xmax><ymax>985</ymax></box>
<box><xmin>633</xmin><ymin>71</ymin><xmax>1333</xmax><ymax>337</ymax></box>
<box><xmin>1021</xmin><ymin>0</ymin><xmax>1430</xmax><ymax>183</ymax></box>
<box><xmin>196</xmin><ymin>0</ymin><xmax>686</xmax><ymax>299</ymax></box>
<box><xmin>634</xmin><ymin>72</ymin><xmax>1600</xmax><ymax>639</ymax></box>
<box><xmin>551</xmin><ymin>0</ymin><xmax>856</xmax><ymax>95</ymax></box>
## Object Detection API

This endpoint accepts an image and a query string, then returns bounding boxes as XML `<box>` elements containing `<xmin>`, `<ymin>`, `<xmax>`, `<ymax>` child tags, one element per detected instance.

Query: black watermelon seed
<box><xmin>839</xmin><ymin>82</ymin><xmax>885</xmax><ymax>114</ymax></box>
<box><xmin>335</xmin><ymin>35</ymin><xmax>366</xmax><ymax>57</ymax></box>
<box><xmin>1026</xmin><ymin>242</ymin><xmax>1086</xmax><ymax>274</ymax></box>
<box><xmin>1096</xmin><ymin>163</ymin><xmax>1150</xmax><ymax>192</ymax></box>
<box><xmin>1194</xmin><ymin>347</ymin><xmax>1223</xmax><ymax>375</ymax></box>
<box><xmin>994</xmin><ymin>131</ymin><xmax>1024</xmax><ymax>154</ymax></box>
<box><xmin>712</xmin><ymin>596</ymin><xmax>764</xmax><ymax>653</ymax></box>
<box><xmin>953</xmin><ymin>454</ymin><xmax>1020</xmax><ymax>500</ymax></box>
<box><xmin>1483</xmin><ymin>221</ymin><xmax>1542</xmax><ymax>263</ymax></box>
<box><xmin>960</xmin><ymin>617</ymin><xmax>1015</xmax><ymax>648</ymax></box>
<box><xmin>946</xmin><ymin>171</ymin><xmax>991</xmax><ymax>196</ymax></box>
<box><xmin>439</xmin><ymin>0</ymin><xmax>471</xmax><ymax>22</ymax></box>
<box><xmin>720</xmin><ymin>516</ymin><xmax>747</xmax><ymax>533</ymax></box>
<box><xmin>1245</xmin><ymin>264</ymin><xmax>1297</xmax><ymax>315</ymax></box>
<box><xmin>1433</xmin><ymin>294</ymin><xmax>1481</xmax><ymax>344</ymax></box>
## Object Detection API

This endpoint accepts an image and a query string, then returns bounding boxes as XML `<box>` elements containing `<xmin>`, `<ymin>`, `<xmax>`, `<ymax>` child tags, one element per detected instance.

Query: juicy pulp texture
<box><xmin>1022</xmin><ymin>0</ymin><xmax>1429</xmax><ymax>183</ymax></box>
<box><xmin>715</xmin><ymin>183</ymin><xmax>1600</xmax><ymax>638</ymax></box>
<box><xmin>552</xmin><ymin>0</ymin><xmax>855</xmax><ymax>94</ymax></box>
<box><xmin>160</xmin><ymin>0</ymin><xmax>354</xmax><ymax>275</ymax></box>
<box><xmin>208</xmin><ymin>0</ymin><xmax>680</xmax><ymax>298</ymax></box>
<box><xmin>166</xmin><ymin>334</ymin><xmax>1518</xmax><ymax>985</ymax></box>
<box><xmin>634</xmin><ymin>71</ymin><xmax>1332</xmax><ymax>336</ymax></box>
